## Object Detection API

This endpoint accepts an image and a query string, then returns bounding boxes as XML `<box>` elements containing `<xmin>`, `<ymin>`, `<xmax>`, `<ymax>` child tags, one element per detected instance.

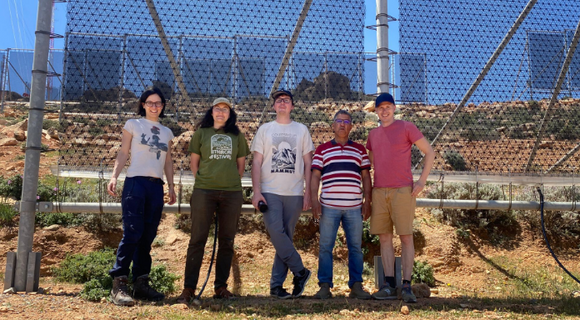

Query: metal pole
<box><xmin>0</xmin><ymin>49</ymin><xmax>8</xmax><ymax>112</ymax></box>
<box><xmin>144</xmin><ymin>0</ymin><xmax>196</xmax><ymax>116</ymax></box>
<box><xmin>376</xmin><ymin>0</ymin><xmax>389</xmax><ymax>94</ymax></box>
<box><xmin>268</xmin><ymin>0</ymin><xmax>313</xmax><ymax>97</ymax></box>
<box><xmin>15</xmin><ymin>0</ymin><xmax>53</xmax><ymax>292</ymax></box>
<box><xmin>526</xmin><ymin>18</ymin><xmax>580</xmax><ymax>172</ymax></box>
<box><xmin>258</xmin><ymin>0</ymin><xmax>313</xmax><ymax>124</ymax></box>
<box><xmin>35</xmin><ymin>199</ymin><xmax>580</xmax><ymax>214</ymax></box>
<box><xmin>427</xmin><ymin>0</ymin><xmax>538</xmax><ymax>149</ymax></box>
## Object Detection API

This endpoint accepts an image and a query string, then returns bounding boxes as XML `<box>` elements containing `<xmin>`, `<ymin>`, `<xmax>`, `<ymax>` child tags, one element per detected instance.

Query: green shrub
<box><xmin>36</xmin><ymin>212</ymin><xmax>84</xmax><ymax>228</ymax></box>
<box><xmin>149</xmin><ymin>264</ymin><xmax>180</xmax><ymax>295</ymax></box>
<box><xmin>412</xmin><ymin>260</ymin><xmax>435</xmax><ymax>287</ymax></box>
<box><xmin>52</xmin><ymin>249</ymin><xmax>116</xmax><ymax>283</ymax></box>
<box><xmin>424</xmin><ymin>183</ymin><xmax>519</xmax><ymax>245</ymax></box>
<box><xmin>53</xmin><ymin>249</ymin><xmax>180</xmax><ymax>301</ymax></box>
<box><xmin>443</xmin><ymin>149</ymin><xmax>467</xmax><ymax>171</ymax></box>
<box><xmin>0</xmin><ymin>203</ymin><xmax>18</xmax><ymax>226</ymax></box>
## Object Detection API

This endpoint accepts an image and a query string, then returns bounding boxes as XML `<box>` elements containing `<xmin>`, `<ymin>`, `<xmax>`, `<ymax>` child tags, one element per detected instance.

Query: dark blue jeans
<box><xmin>109</xmin><ymin>176</ymin><xmax>164</xmax><ymax>281</ymax></box>
<box><xmin>183</xmin><ymin>188</ymin><xmax>243</xmax><ymax>291</ymax></box>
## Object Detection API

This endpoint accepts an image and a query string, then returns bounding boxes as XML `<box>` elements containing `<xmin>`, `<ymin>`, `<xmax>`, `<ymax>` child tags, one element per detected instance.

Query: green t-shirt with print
<box><xmin>188</xmin><ymin>127</ymin><xmax>250</xmax><ymax>191</ymax></box>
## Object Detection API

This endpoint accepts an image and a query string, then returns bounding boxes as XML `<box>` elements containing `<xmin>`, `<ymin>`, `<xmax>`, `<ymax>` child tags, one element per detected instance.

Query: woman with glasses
<box><xmin>107</xmin><ymin>87</ymin><xmax>176</xmax><ymax>306</ymax></box>
<box><xmin>178</xmin><ymin>97</ymin><xmax>250</xmax><ymax>303</ymax></box>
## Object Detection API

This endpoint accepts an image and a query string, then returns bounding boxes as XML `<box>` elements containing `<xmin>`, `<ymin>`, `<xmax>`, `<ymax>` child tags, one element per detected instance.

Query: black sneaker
<box><xmin>270</xmin><ymin>286</ymin><xmax>292</xmax><ymax>299</ymax></box>
<box><xmin>292</xmin><ymin>268</ymin><xmax>311</xmax><ymax>298</ymax></box>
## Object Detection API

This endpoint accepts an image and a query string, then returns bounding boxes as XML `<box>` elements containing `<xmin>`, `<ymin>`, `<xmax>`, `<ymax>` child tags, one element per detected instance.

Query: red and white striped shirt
<box><xmin>312</xmin><ymin>139</ymin><xmax>370</xmax><ymax>209</ymax></box>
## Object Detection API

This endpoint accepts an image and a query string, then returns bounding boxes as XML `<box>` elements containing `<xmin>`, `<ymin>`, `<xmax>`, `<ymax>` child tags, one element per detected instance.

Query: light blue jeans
<box><xmin>318</xmin><ymin>206</ymin><xmax>364</xmax><ymax>288</ymax></box>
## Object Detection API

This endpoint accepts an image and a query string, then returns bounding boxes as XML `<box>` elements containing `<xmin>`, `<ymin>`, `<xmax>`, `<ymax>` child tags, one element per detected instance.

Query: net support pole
<box><xmin>376</xmin><ymin>0</ymin><xmax>389</xmax><ymax>94</ymax></box>
<box><xmin>145</xmin><ymin>0</ymin><xmax>196</xmax><ymax>116</ymax></box>
<box><xmin>0</xmin><ymin>49</ymin><xmax>9</xmax><ymax>113</ymax></box>
<box><xmin>526</xmin><ymin>18</ymin><xmax>580</xmax><ymax>173</ymax></box>
<box><xmin>259</xmin><ymin>0</ymin><xmax>313</xmax><ymax>124</ymax></box>
<box><xmin>14</xmin><ymin>0</ymin><xmax>53</xmax><ymax>292</ymax></box>
<box><xmin>426</xmin><ymin>0</ymin><xmax>538</xmax><ymax>151</ymax></box>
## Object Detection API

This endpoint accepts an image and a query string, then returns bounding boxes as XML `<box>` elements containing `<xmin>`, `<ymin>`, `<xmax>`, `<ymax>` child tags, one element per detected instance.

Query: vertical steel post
<box><xmin>14</xmin><ymin>0</ymin><xmax>53</xmax><ymax>292</ymax></box>
<box><xmin>376</xmin><ymin>0</ymin><xmax>389</xmax><ymax>94</ymax></box>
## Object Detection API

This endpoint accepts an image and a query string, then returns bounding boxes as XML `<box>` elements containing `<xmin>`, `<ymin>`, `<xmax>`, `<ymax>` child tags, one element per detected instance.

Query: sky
<box><xmin>0</xmin><ymin>0</ymin><xmax>400</xmax><ymax>53</ymax></box>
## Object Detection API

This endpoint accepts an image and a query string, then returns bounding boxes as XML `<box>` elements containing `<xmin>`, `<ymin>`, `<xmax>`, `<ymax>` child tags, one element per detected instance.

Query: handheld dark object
<box><xmin>258</xmin><ymin>201</ymin><xmax>268</xmax><ymax>213</ymax></box>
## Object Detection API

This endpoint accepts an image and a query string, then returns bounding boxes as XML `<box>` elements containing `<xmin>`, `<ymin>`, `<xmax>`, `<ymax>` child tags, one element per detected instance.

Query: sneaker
<box><xmin>292</xmin><ymin>268</ymin><xmax>311</xmax><ymax>298</ymax></box>
<box><xmin>372</xmin><ymin>284</ymin><xmax>397</xmax><ymax>300</ymax></box>
<box><xmin>133</xmin><ymin>274</ymin><xmax>165</xmax><ymax>301</ymax></box>
<box><xmin>213</xmin><ymin>286</ymin><xmax>236</xmax><ymax>300</ymax></box>
<box><xmin>110</xmin><ymin>276</ymin><xmax>135</xmax><ymax>306</ymax></box>
<box><xmin>313</xmin><ymin>283</ymin><xmax>332</xmax><ymax>299</ymax></box>
<box><xmin>177</xmin><ymin>287</ymin><xmax>196</xmax><ymax>304</ymax></box>
<box><xmin>270</xmin><ymin>286</ymin><xmax>292</xmax><ymax>299</ymax></box>
<box><xmin>401</xmin><ymin>283</ymin><xmax>417</xmax><ymax>303</ymax></box>
<box><xmin>349</xmin><ymin>282</ymin><xmax>371</xmax><ymax>300</ymax></box>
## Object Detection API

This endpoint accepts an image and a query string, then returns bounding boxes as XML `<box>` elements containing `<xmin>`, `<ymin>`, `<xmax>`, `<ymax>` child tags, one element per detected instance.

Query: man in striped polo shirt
<box><xmin>311</xmin><ymin>110</ymin><xmax>372</xmax><ymax>300</ymax></box>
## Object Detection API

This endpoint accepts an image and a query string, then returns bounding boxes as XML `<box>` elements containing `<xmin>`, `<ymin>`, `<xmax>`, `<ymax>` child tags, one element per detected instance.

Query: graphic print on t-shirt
<box><xmin>271</xmin><ymin>133</ymin><xmax>297</xmax><ymax>173</ymax></box>
<box><xmin>209</xmin><ymin>134</ymin><xmax>232</xmax><ymax>160</ymax></box>
<box><xmin>140</xmin><ymin>125</ymin><xmax>168</xmax><ymax>160</ymax></box>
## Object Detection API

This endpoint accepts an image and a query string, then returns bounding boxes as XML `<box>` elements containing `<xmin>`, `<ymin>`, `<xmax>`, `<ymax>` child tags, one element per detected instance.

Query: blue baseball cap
<box><xmin>375</xmin><ymin>93</ymin><xmax>395</xmax><ymax>109</ymax></box>
<box><xmin>272</xmin><ymin>89</ymin><xmax>293</xmax><ymax>103</ymax></box>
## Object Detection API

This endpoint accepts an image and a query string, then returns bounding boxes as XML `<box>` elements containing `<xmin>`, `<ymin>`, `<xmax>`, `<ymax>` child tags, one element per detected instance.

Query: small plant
<box><xmin>52</xmin><ymin>249</ymin><xmax>116</xmax><ymax>283</ymax></box>
<box><xmin>0</xmin><ymin>203</ymin><xmax>18</xmax><ymax>226</ymax></box>
<box><xmin>443</xmin><ymin>149</ymin><xmax>467</xmax><ymax>171</ymax></box>
<box><xmin>36</xmin><ymin>212</ymin><xmax>84</xmax><ymax>228</ymax></box>
<box><xmin>53</xmin><ymin>249</ymin><xmax>180</xmax><ymax>301</ymax></box>
<box><xmin>412</xmin><ymin>260</ymin><xmax>435</xmax><ymax>287</ymax></box>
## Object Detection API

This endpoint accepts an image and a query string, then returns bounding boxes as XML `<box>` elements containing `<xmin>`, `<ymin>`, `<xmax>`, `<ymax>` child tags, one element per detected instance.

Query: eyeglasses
<box><xmin>275</xmin><ymin>98</ymin><xmax>292</xmax><ymax>104</ymax></box>
<box><xmin>213</xmin><ymin>106</ymin><xmax>230</xmax><ymax>113</ymax></box>
<box><xmin>144</xmin><ymin>101</ymin><xmax>163</xmax><ymax>108</ymax></box>
<box><xmin>334</xmin><ymin>119</ymin><xmax>352</xmax><ymax>125</ymax></box>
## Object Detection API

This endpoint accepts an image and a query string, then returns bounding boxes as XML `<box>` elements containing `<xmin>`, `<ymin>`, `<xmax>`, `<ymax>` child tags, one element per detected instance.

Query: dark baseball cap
<box><xmin>375</xmin><ymin>93</ymin><xmax>395</xmax><ymax>108</ymax></box>
<box><xmin>272</xmin><ymin>89</ymin><xmax>293</xmax><ymax>103</ymax></box>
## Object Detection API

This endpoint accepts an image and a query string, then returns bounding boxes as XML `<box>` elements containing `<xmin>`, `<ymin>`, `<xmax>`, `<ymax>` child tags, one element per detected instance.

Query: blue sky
<box><xmin>0</xmin><ymin>0</ymin><xmax>400</xmax><ymax>53</ymax></box>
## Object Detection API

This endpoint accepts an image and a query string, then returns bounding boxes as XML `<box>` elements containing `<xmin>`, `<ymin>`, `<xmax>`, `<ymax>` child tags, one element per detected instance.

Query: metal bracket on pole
<box><xmin>3</xmin><ymin>252</ymin><xmax>16</xmax><ymax>290</ymax></box>
<box><xmin>374</xmin><ymin>256</ymin><xmax>402</xmax><ymax>289</ymax></box>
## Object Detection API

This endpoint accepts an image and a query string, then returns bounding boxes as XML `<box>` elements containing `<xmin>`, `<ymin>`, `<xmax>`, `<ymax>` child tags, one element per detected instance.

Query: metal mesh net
<box><xmin>57</xmin><ymin>0</ymin><xmax>367</xmax><ymax>174</ymax></box>
<box><xmin>397</xmin><ymin>0</ymin><xmax>580</xmax><ymax>175</ymax></box>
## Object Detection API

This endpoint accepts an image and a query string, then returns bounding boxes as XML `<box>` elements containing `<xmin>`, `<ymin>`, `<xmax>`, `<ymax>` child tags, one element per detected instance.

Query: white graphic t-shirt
<box><xmin>124</xmin><ymin>118</ymin><xmax>174</xmax><ymax>179</ymax></box>
<box><xmin>250</xmin><ymin>121</ymin><xmax>314</xmax><ymax>196</ymax></box>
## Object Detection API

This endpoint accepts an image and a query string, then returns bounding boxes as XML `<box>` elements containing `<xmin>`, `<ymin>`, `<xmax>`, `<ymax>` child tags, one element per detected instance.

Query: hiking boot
<box><xmin>349</xmin><ymin>282</ymin><xmax>371</xmax><ymax>300</ymax></box>
<box><xmin>110</xmin><ymin>276</ymin><xmax>135</xmax><ymax>306</ymax></box>
<box><xmin>270</xmin><ymin>286</ymin><xmax>292</xmax><ymax>299</ymax></box>
<box><xmin>292</xmin><ymin>268</ymin><xmax>311</xmax><ymax>298</ymax></box>
<box><xmin>177</xmin><ymin>287</ymin><xmax>196</xmax><ymax>304</ymax></box>
<box><xmin>372</xmin><ymin>284</ymin><xmax>397</xmax><ymax>300</ymax></box>
<box><xmin>313</xmin><ymin>283</ymin><xmax>332</xmax><ymax>299</ymax></box>
<box><xmin>133</xmin><ymin>274</ymin><xmax>165</xmax><ymax>301</ymax></box>
<box><xmin>213</xmin><ymin>286</ymin><xmax>236</xmax><ymax>300</ymax></box>
<box><xmin>401</xmin><ymin>283</ymin><xmax>417</xmax><ymax>303</ymax></box>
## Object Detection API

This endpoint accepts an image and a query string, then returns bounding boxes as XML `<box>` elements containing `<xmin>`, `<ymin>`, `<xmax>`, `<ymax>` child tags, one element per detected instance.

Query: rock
<box><xmin>44</xmin><ymin>224</ymin><xmax>60</xmax><ymax>231</ymax></box>
<box><xmin>363</xmin><ymin>100</ymin><xmax>375</xmax><ymax>112</ymax></box>
<box><xmin>171</xmin><ymin>303</ymin><xmax>189</xmax><ymax>310</ymax></box>
<box><xmin>0</xmin><ymin>138</ymin><xmax>18</xmax><ymax>146</ymax></box>
<box><xmin>401</xmin><ymin>305</ymin><xmax>410</xmax><ymax>315</ymax></box>
<box><xmin>166</xmin><ymin>230</ymin><xmax>179</xmax><ymax>245</ymax></box>
<box><xmin>412</xmin><ymin>283</ymin><xmax>431</xmax><ymax>298</ymax></box>
<box><xmin>14</xmin><ymin>130</ymin><xmax>26</xmax><ymax>141</ymax></box>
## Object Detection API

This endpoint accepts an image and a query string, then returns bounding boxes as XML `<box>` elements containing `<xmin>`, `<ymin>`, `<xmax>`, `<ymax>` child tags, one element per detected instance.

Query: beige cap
<box><xmin>212</xmin><ymin>97</ymin><xmax>232</xmax><ymax>108</ymax></box>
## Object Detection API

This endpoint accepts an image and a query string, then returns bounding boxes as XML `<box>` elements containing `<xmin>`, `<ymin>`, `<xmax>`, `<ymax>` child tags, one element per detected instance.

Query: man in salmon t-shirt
<box><xmin>366</xmin><ymin>93</ymin><xmax>434</xmax><ymax>303</ymax></box>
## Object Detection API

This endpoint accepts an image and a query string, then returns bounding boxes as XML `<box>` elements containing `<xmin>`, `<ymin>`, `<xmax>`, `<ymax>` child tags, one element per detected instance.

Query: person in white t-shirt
<box><xmin>106</xmin><ymin>87</ymin><xmax>176</xmax><ymax>306</ymax></box>
<box><xmin>250</xmin><ymin>89</ymin><xmax>315</xmax><ymax>299</ymax></box>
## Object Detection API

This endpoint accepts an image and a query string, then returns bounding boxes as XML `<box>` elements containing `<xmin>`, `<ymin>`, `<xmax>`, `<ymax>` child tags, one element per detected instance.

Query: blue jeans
<box><xmin>318</xmin><ymin>206</ymin><xmax>364</xmax><ymax>288</ymax></box>
<box><xmin>262</xmin><ymin>193</ymin><xmax>305</xmax><ymax>289</ymax></box>
<box><xmin>109</xmin><ymin>176</ymin><xmax>164</xmax><ymax>281</ymax></box>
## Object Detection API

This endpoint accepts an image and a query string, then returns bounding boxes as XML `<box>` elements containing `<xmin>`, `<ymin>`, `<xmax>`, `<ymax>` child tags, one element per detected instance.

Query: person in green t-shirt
<box><xmin>178</xmin><ymin>97</ymin><xmax>250</xmax><ymax>303</ymax></box>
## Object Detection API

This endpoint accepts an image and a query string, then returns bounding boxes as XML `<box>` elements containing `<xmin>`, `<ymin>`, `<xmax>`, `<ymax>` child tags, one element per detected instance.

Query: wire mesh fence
<box><xmin>3</xmin><ymin>0</ymin><xmax>580</xmax><ymax>180</ymax></box>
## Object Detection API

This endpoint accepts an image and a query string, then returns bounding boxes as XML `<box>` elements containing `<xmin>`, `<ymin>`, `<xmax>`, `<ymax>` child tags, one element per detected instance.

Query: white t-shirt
<box><xmin>124</xmin><ymin>118</ymin><xmax>174</xmax><ymax>179</ymax></box>
<box><xmin>250</xmin><ymin>121</ymin><xmax>315</xmax><ymax>196</ymax></box>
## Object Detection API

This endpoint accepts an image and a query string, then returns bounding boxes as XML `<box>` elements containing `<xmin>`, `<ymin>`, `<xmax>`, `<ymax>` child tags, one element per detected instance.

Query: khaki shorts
<box><xmin>370</xmin><ymin>187</ymin><xmax>415</xmax><ymax>235</ymax></box>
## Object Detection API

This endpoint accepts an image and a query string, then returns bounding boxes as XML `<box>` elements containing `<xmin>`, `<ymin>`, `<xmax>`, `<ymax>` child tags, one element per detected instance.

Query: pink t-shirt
<box><xmin>366</xmin><ymin>120</ymin><xmax>424</xmax><ymax>188</ymax></box>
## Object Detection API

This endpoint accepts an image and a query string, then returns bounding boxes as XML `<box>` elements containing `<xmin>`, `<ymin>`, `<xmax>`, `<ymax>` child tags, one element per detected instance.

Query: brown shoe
<box><xmin>213</xmin><ymin>286</ymin><xmax>236</xmax><ymax>300</ymax></box>
<box><xmin>177</xmin><ymin>287</ymin><xmax>196</xmax><ymax>304</ymax></box>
